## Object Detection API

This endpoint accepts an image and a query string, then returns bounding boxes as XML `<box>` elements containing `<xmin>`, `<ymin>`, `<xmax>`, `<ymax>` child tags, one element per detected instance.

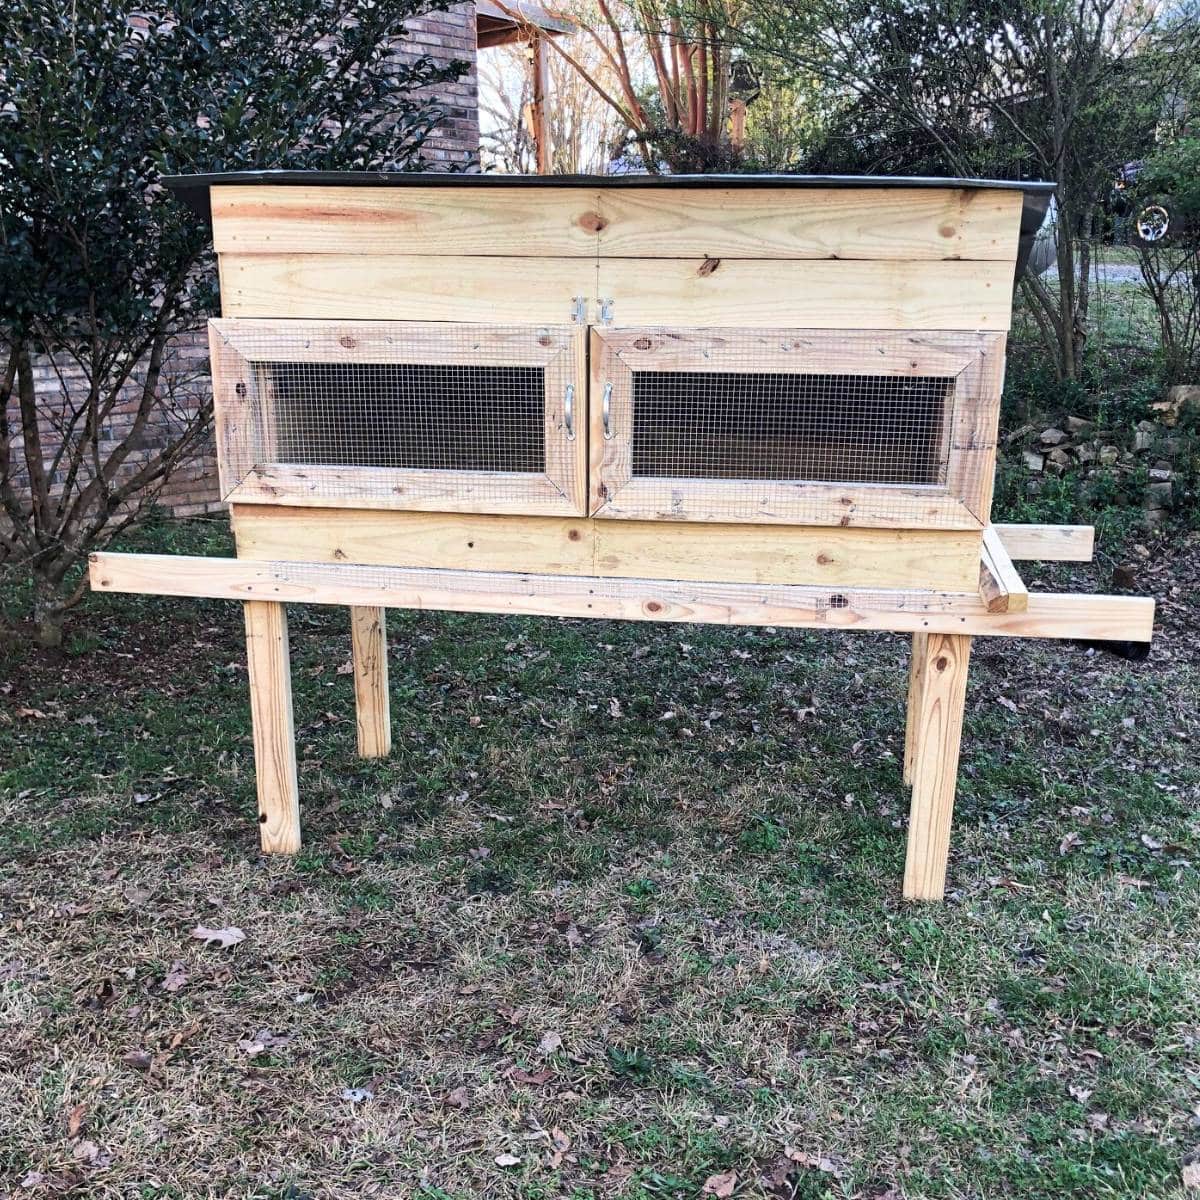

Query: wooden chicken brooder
<box><xmin>89</xmin><ymin>172</ymin><xmax>1155</xmax><ymax>901</ymax></box>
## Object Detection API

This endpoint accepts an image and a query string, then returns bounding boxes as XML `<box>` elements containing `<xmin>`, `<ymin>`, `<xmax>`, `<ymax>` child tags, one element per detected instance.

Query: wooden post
<box><xmin>902</xmin><ymin>632</ymin><xmax>928</xmax><ymax>787</ymax></box>
<box><xmin>530</xmin><ymin>33</ymin><xmax>550</xmax><ymax>175</ymax></box>
<box><xmin>243</xmin><ymin>600</ymin><xmax>301</xmax><ymax>853</ymax></box>
<box><xmin>903</xmin><ymin>632</ymin><xmax>972</xmax><ymax>901</ymax></box>
<box><xmin>350</xmin><ymin>606</ymin><xmax>391</xmax><ymax>758</ymax></box>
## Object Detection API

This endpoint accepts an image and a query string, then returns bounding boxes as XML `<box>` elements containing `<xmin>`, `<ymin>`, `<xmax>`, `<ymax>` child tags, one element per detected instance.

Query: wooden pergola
<box><xmin>476</xmin><ymin>0</ymin><xmax>576</xmax><ymax>174</ymax></box>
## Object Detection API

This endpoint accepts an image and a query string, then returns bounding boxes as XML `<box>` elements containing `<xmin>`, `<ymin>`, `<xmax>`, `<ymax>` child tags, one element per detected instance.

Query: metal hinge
<box><xmin>598</xmin><ymin>297</ymin><xmax>615</xmax><ymax>324</ymax></box>
<box><xmin>570</xmin><ymin>296</ymin><xmax>588</xmax><ymax>323</ymax></box>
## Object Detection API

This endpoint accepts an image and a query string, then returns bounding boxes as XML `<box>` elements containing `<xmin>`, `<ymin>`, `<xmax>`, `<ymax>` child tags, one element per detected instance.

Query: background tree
<box><xmin>722</xmin><ymin>0</ymin><xmax>1199</xmax><ymax>380</ymax></box>
<box><xmin>0</xmin><ymin>0</ymin><xmax>465</xmax><ymax>648</ymax></box>
<box><xmin>480</xmin><ymin>32</ymin><xmax>622</xmax><ymax>173</ymax></box>
<box><xmin>513</xmin><ymin>0</ymin><xmax>750</xmax><ymax>172</ymax></box>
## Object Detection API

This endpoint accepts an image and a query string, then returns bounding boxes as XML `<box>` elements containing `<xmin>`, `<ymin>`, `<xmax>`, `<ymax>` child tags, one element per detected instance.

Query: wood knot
<box><xmin>633</xmin><ymin>336</ymin><xmax>654</xmax><ymax>350</ymax></box>
<box><xmin>578</xmin><ymin>211</ymin><xmax>608</xmax><ymax>233</ymax></box>
<box><xmin>939</xmin><ymin>224</ymin><xmax>957</xmax><ymax>239</ymax></box>
<box><xmin>935</xmin><ymin>655</ymin><xmax>949</xmax><ymax>670</ymax></box>
<box><xmin>645</xmin><ymin>600</ymin><xmax>663</xmax><ymax>613</ymax></box>
<box><xmin>339</xmin><ymin>336</ymin><xmax>357</xmax><ymax>349</ymax></box>
<box><xmin>567</xmin><ymin>528</ymin><xmax>582</xmax><ymax>542</ymax></box>
<box><xmin>698</xmin><ymin>257</ymin><xmax>721</xmax><ymax>277</ymax></box>
<box><xmin>817</xmin><ymin>553</ymin><xmax>832</xmax><ymax>565</ymax></box>
<box><xmin>538</xmin><ymin>334</ymin><xmax>553</xmax><ymax>347</ymax></box>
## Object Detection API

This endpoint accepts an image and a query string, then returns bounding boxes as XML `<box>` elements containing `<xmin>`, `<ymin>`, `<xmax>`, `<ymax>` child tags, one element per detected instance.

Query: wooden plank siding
<box><xmin>229</xmin><ymin>505</ymin><xmax>984</xmax><ymax>593</ymax></box>
<box><xmin>211</xmin><ymin>185</ymin><xmax>1023</xmax><ymax>262</ymax></box>
<box><xmin>220</xmin><ymin>253</ymin><xmax>1016</xmax><ymax>330</ymax></box>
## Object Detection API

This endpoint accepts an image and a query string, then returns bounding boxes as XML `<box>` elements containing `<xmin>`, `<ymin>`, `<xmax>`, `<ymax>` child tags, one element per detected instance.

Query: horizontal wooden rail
<box><xmin>89</xmin><ymin>553</ymin><xmax>1154</xmax><ymax>642</ymax></box>
<box><xmin>993</xmin><ymin>523</ymin><xmax>1094</xmax><ymax>562</ymax></box>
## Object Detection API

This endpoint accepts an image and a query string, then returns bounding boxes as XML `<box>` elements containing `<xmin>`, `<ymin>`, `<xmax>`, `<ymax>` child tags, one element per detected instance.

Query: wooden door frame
<box><xmin>589</xmin><ymin>327</ymin><xmax>1005</xmax><ymax>530</ymax></box>
<box><xmin>210</xmin><ymin>318</ymin><xmax>589</xmax><ymax>516</ymax></box>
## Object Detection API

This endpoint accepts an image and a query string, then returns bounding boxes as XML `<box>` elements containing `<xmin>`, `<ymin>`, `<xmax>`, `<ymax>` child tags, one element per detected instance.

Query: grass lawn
<box><xmin>1</xmin><ymin>516</ymin><xmax>1198</xmax><ymax>1200</ymax></box>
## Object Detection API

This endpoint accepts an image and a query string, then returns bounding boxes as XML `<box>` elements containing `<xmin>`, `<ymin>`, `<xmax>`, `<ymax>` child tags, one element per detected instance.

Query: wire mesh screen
<box><xmin>210</xmin><ymin>320</ymin><xmax>582</xmax><ymax>513</ymax></box>
<box><xmin>269</xmin><ymin>362</ymin><xmax>545</xmax><ymax>473</ymax></box>
<box><xmin>630</xmin><ymin>370</ymin><xmax>952</xmax><ymax>485</ymax></box>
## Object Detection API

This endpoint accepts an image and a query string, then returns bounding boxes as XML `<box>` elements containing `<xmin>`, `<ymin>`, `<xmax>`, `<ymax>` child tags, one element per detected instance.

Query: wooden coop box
<box><xmin>90</xmin><ymin>172</ymin><xmax>1156</xmax><ymax>901</ymax></box>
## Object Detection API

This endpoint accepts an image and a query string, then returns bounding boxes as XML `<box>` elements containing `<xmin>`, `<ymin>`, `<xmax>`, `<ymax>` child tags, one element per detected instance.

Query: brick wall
<box><xmin>11</xmin><ymin>5</ymin><xmax>481</xmax><ymax>521</ymax></box>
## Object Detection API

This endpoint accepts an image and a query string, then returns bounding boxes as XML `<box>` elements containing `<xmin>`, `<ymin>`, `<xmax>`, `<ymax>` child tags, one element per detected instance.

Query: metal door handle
<box><xmin>564</xmin><ymin>383</ymin><xmax>576</xmax><ymax>440</ymax></box>
<box><xmin>602</xmin><ymin>382</ymin><xmax>614</xmax><ymax>439</ymax></box>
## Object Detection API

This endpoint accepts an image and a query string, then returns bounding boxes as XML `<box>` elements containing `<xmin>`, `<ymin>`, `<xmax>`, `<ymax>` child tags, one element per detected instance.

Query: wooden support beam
<box><xmin>88</xmin><ymin>553</ymin><xmax>1156</xmax><ymax>643</ymax></box>
<box><xmin>350</xmin><ymin>606</ymin><xmax>391</xmax><ymax>758</ymax></box>
<box><xmin>903</xmin><ymin>632</ymin><xmax>972</xmax><ymax>901</ymax></box>
<box><xmin>243</xmin><ymin>600</ymin><xmax>300</xmax><ymax>853</ymax></box>
<box><xmin>993</xmin><ymin>523</ymin><xmax>1094</xmax><ymax>562</ymax></box>
<box><xmin>903</xmin><ymin>632</ymin><xmax>928</xmax><ymax>787</ymax></box>
<box><xmin>979</xmin><ymin>526</ymin><xmax>1030</xmax><ymax>614</ymax></box>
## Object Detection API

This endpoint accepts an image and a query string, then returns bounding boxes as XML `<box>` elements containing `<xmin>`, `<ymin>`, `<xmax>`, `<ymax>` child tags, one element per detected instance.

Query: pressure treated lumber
<box><xmin>350</xmin><ymin>607</ymin><xmax>391</xmax><ymax>758</ymax></box>
<box><xmin>89</xmin><ymin>553</ymin><xmax>1156</xmax><ymax>642</ymax></box>
<box><xmin>230</xmin><ymin>505</ymin><xmax>984</xmax><ymax>593</ymax></box>
<box><xmin>210</xmin><ymin>184</ymin><xmax>1024</xmax><ymax>262</ymax></box>
<box><xmin>903</xmin><ymin>632</ymin><xmax>929</xmax><ymax>787</ymax></box>
<box><xmin>212</xmin><ymin>185</ymin><xmax>602</xmax><ymax>257</ymax></box>
<box><xmin>992</xmin><ymin>523</ymin><xmax>1094</xmax><ymax>562</ymax></box>
<box><xmin>220</xmin><ymin>253</ymin><xmax>1015</xmax><ymax>330</ymax></box>
<box><xmin>243</xmin><ymin>600</ymin><xmax>300</xmax><ymax>853</ymax></box>
<box><xmin>903</xmin><ymin>633</ymin><xmax>972</xmax><ymax>901</ymax></box>
<box><xmin>979</xmin><ymin>526</ymin><xmax>1029</xmax><ymax>614</ymax></box>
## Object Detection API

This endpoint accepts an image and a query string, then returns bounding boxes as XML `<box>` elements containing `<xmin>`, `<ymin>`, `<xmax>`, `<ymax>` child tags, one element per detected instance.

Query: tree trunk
<box><xmin>32</xmin><ymin>576</ymin><xmax>66</xmax><ymax>649</ymax></box>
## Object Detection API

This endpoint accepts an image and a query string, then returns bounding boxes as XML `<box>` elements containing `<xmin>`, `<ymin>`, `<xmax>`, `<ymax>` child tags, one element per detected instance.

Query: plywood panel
<box><xmin>212</xmin><ymin>185</ymin><xmax>604</xmax><ymax>257</ymax></box>
<box><xmin>596</xmin><ymin>187</ymin><xmax>1024</xmax><ymax>261</ymax></box>
<box><xmin>231</xmin><ymin>505</ymin><xmax>983</xmax><ymax>592</ymax></box>
<box><xmin>596</xmin><ymin>258</ymin><xmax>1015</xmax><ymax>330</ymax></box>
<box><xmin>219</xmin><ymin>254</ymin><xmax>594</xmax><ymax>323</ymax></box>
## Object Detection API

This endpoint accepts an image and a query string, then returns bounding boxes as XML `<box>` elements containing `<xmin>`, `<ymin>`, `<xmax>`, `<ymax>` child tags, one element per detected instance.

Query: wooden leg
<box><xmin>350</xmin><ymin>606</ymin><xmax>391</xmax><ymax>758</ymax></box>
<box><xmin>903</xmin><ymin>633</ymin><xmax>972</xmax><ymax>902</ymax></box>
<box><xmin>903</xmin><ymin>632</ymin><xmax>929</xmax><ymax>787</ymax></box>
<box><xmin>243</xmin><ymin>600</ymin><xmax>300</xmax><ymax>854</ymax></box>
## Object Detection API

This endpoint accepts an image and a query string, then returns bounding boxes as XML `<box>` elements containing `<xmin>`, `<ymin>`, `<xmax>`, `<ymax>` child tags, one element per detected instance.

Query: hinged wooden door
<box><xmin>589</xmin><ymin>327</ymin><xmax>1005</xmax><ymax>529</ymax></box>
<box><xmin>210</xmin><ymin>319</ymin><xmax>588</xmax><ymax>516</ymax></box>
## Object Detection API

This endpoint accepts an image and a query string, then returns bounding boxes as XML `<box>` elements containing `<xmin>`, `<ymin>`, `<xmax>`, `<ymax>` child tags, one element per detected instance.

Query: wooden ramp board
<box><xmin>89</xmin><ymin>553</ymin><xmax>1155</xmax><ymax>642</ymax></box>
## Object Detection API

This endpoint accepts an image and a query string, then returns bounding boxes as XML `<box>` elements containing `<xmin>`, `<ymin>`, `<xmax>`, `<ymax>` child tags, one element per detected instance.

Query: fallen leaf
<box><xmin>191</xmin><ymin>925</ymin><xmax>245</xmax><ymax>950</ymax></box>
<box><xmin>608</xmin><ymin>697</ymin><xmax>623</xmax><ymax>718</ymax></box>
<box><xmin>547</xmin><ymin>1127</ymin><xmax>571</xmax><ymax>1168</ymax></box>
<box><xmin>336</xmin><ymin>659</ymin><xmax>354</xmax><ymax>675</ymax></box>
<box><xmin>238</xmin><ymin>1029</ymin><xmax>290</xmax><ymax>1057</ymax></box>
<box><xmin>1183</xmin><ymin>1161</ymin><xmax>1200</xmax><ymax>1191</ymax></box>
<box><xmin>66</xmin><ymin>1103</ymin><xmax>88</xmax><ymax>1138</ymax></box>
<box><xmin>495</xmin><ymin>1153</ymin><xmax>522</xmax><ymax>1168</ymax></box>
<box><xmin>72</xmin><ymin>1140</ymin><xmax>100</xmax><ymax>1164</ymax></box>
<box><xmin>1069</xmin><ymin>1084</ymin><xmax>1093</xmax><ymax>1103</ymax></box>
<box><xmin>16</xmin><ymin>707</ymin><xmax>48</xmax><ymax>719</ymax></box>
<box><xmin>160</xmin><ymin>961</ymin><xmax>188</xmax><ymax>993</ymax></box>
<box><xmin>445</xmin><ymin>1086</ymin><xmax>471</xmax><ymax>1110</ymax></box>
<box><xmin>1141</xmin><ymin>833</ymin><xmax>1165</xmax><ymax>851</ymax></box>
<box><xmin>702</xmin><ymin>1169</ymin><xmax>737</xmax><ymax>1197</ymax></box>
<box><xmin>341</xmin><ymin>1087</ymin><xmax>373</xmax><ymax>1103</ymax></box>
<box><xmin>122</xmin><ymin>1049</ymin><xmax>152</xmax><ymax>1072</ymax></box>
<box><xmin>1059</xmin><ymin>831</ymin><xmax>1083</xmax><ymax>856</ymax></box>
<box><xmin>509</xmin><ymin>1066</ymin><xmax>553</xmax><ymax>1086</ymax></box>
<box><xmin>537</xmin><ymin>1030</ymin><xmax>563</xmax><ymax>1057</ymax></box>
